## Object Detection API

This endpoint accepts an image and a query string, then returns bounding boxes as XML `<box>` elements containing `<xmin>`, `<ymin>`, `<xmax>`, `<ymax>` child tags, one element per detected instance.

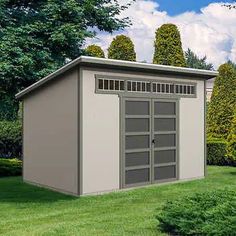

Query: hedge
<box><xmin>207</xmin><ymin>139</ymin><xmax>228</xmax><ymax>165</ymax></box>
<box><xmin>0</xmin><ymin>158</ymin><xmax>22</xmax><ymax>177</ymax></box>
<box><xmin>0</xmin><ymin>121</ymin><xmax>22</xmax><ymax>158</ymax></box>
<box><xmin>157</xmin><ymin>189</ymin><xmax>236</xmax><ymax>236</ymax></box>
<box><xmin>207</xmin><ymin>139</ymin><xmax>236</xmax><ymax>166</ymax></box>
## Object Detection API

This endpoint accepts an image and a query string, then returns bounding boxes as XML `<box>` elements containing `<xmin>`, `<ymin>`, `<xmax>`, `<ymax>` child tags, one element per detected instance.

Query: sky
<box><xmin>86</xmin><ymin>1</ymin><xmax>236</xmax><ymax>69</ymax></box>
<box><xmin>155</xmin><ymin>0</ymin><xmax>235</xmax><ymax>15</ymax></box>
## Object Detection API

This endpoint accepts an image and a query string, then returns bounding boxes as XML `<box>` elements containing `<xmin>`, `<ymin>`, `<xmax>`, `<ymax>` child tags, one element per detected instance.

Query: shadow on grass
<box><xmin>0</xmin><ymin>176</ymin><xmax>77</xmax><ymax>203</ymax></box>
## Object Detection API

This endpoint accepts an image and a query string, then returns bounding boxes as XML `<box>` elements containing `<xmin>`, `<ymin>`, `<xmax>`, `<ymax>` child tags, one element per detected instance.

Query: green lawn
<box><xmin>0</xmin><ymin>166</ymin><xmax>235</xmax><ymax>236</ymax></box>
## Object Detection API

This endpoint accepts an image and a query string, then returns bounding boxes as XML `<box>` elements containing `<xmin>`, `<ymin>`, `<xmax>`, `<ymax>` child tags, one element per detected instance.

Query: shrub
<box><xmin>207</xmin><ymin>139</ymin><xmax>228</xmax><ymax>166</ymax></box>
<box><xmin>0</xmin><ymin>121</ymin><xmax>22</xmax><ymax>158</ymax></box>
<box><xmin>153</xmin><ymin>24</ymin><xmax>186</xmax><ymax>67</ymax></box>
<box><xmin>108</xmin><ymin>35</ymin><xmax>136</xmax><ymax>61</ymax></box>
<box><xmin>0</xmin><ymin>158</ymin><xmax>22</xmax><ymax>177</ymax></box>
<box><xmin>207</xmin><ymin>63</ymin><xmax>236</xmax><ymax>139</ymax></box>
<box><xmin>157</xmin><ymin>189</ymin><xmax>236</xmax><ymax>236</ymax></box>
<box><xmin>85</xmin><ymin>44</ymin><xmax>105</xmax><ymax>58</ymax></box>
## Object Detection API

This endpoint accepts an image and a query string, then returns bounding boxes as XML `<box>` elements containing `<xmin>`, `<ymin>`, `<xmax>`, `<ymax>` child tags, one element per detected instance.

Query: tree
<box><xmin>153</xmin><ymin>24</ymin><xmax>186</xmax><ymax>67</ymax></box>
<box><xmin>85</xmin><ymin>45</ymin><xmax>105</xmax><ymax>58</ymax></box>
<box><xmin>227</xmin><ymin>112</ymin><xmax>236</xmax><ymax>161</ymax></box>
<box><xmin>207</xmin><ymin>63</ymin><xmax>236</xmax><ymax>139</ymax></box>
<box><xmin>0</xmin><ymin>0</ymin><xmax>132</xmax><ymax>120</ymax></box>
<box><xmin>185</xmin><ymin>49</ymin><xmax>214</xmax><ymax>70</ymax></box>
<box><xmin>108</xmin><ymin>35</ymin><xmax>136</xmax><ymax>61</ymax></box>
<box><xmin>227</xmin><ymin>60</ymin><xmax>236</xmax><ymax>69</ymax></box>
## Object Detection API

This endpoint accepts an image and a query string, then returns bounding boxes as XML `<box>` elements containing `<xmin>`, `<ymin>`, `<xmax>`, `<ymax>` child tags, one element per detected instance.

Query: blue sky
<box><xmin>90</xmin><ymin>1</ymin><xmax>236</xmax><ymax>67</ymax></box>
<box><xmin>155</xmin><ymin>0</ymin><xmax>235</xmax><ymax>15</ymax></box>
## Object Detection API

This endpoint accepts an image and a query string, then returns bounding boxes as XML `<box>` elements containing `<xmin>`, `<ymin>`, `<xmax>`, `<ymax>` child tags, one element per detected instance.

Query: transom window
<box><xmin>127</xmin><ymin>80</ymin><xmax>151</xmax><ymax>93</ymax></box>
<box><xmin>96</xmin><ymin>77</ymin><xmax>196</xmax><ymax>97</ymax></box>
<box><xmin>98</xmin><ymin>78</ymin><xmax>125</xmax><ymax>91</ymax></box>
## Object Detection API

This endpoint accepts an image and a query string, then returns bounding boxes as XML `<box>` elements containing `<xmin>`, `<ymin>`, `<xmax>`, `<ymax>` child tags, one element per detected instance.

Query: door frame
<box><xmin>120</xmin><ymin>95</ymin><xmax>180</xmax><ymax>189</ymax></box>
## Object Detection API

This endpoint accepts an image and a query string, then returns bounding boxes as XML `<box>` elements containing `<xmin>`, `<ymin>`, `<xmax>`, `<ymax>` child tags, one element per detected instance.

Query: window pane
<box><xmin>132</xmin><ymin>82</ymin><xmax>137</xmax><ymax>91</ymax></box>
<box><xmin>154</xmin><ymin>166</ymin><xmax>176</xmax><ymax>180</ymax></box>
<box><xmin>109</xmin><ymin>80</ymin><xmax>114</xmax><ymax>90</ymax></box>
<box><xmin>154</xmin><ymin>150</ymin><xmax>176</xmax><ymax>164</ymax></box>
<box><xmin>154</xmin><ymin>134</ymin><xmax>176</xmax><ymax>148</ymax></box>
<box><xmin>153</xmin><ymin>83</ymin><xmax>157</xmax><ymax>92</ymax></box>
<box><xmin>104</xmin><ymin>80</ymin><xmax>108</xmax><ymax>90</ymax></box>
<box><xmin>126</xmin><ymin>135</ymin><xmax>150</xmax><ymax>150</ymax></box>
<box><xmin>125</xmin><ymin>168</ymin><xmax>149</xmax><ymax>184</ymax></box>
<box><xmin>115</xmin><ymin>80</ymin><xmax>119</xmax><ymax>90</ymax></box>
<box><xmin>98</xmin><ymin>79</ymin><xmax>103</xmax><ymax>89</ymax></box>
<box><xmin>126</xmin><ymin>101</ymin><xmax>149</xmax><ymax>115</ymax></box>
<box><xmin>126</xmin><ymin>152</ymin><xmax>149</xmax><ymax>167</ymax></box>
<box><xmin>155</xmin><ymin>118</ymin><xmax>176</xmax><ymax>131</ymax></box>
<box><xmin>120</xmin><ymin>81</ymin><xmax>125</xmax><ymax>90</ymax></box>
<box><xmin>127</xmin><ymin>81</ymin><xmax>131</xmax><ymax>91</ymax></box>
<box><xmin>126</xmin><ymin>118</ymin><xmax>149</xmax><ymax>132</ymax></box>
<box><xmin>154</xmin><ymin>102</ymin><xmax>176</xmax><ymax>115</ymax></box>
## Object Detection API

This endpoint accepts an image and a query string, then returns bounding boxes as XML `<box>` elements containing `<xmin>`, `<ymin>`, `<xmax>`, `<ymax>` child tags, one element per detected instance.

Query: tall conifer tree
<box><xmin>153</xmin><ymin>24</ymin><xmax>186</xmax><ymax>67</ymax></box>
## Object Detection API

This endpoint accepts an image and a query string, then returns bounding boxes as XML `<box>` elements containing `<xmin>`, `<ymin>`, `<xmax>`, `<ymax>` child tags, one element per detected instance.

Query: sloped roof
<box><xmin>16</xmin><ymin>56</ymin><xmax>218</xmax><ymax>99</ymax></box>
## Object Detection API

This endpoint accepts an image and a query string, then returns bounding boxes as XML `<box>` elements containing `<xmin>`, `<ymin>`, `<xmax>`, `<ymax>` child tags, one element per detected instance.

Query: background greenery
<box><xmin>0</xmin><ymin>0</ymin><xmax>132</xmax><ymax>120</ymax></box>
<box><xmin>207</xmin><ymin>63</ymin><xmax>236</xmax><ymax>139</ymax></box>
<box><xmin>0</xmin><ymin>121</ymin><xmax>22</xmax><ymax>158</ymax></box>
<box><xmin>0</xmin><ymin>158</ymin><xmax>22</xmax><ymax>177</ymax></box>
<box><xmin>108</xmin><ymin>35</ymin><xmax>136</xmax><ymax>61</ymax></box>
<box><xmin>153</xmin><ymin>24</ymin><xmax>186</xmax><ymax>67</ymax></box>
<box><xmin>85</xmin><ymin>44</ymin><xmax>105</xmax><ymax>58</ymax></box>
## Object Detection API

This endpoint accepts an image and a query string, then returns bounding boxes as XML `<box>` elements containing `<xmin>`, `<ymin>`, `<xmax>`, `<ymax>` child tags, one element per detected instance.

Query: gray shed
<box><xmin>16</xmin><ymin>56</ymin><xmax>218</xmax><ymax>196</ymax></box>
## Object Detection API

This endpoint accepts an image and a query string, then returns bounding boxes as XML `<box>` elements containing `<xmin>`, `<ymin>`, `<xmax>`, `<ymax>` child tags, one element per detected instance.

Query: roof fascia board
<box><xmin>16</xmin><ymin>56</ymin><xmax>218</xmax><ymax>100</ymax></box>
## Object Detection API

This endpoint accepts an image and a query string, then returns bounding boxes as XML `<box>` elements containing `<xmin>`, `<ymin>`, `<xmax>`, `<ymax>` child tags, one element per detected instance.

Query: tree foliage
<box><xmin>185</xmin><ymin>49</ymin><xmax>214</xmax><ymax>70</ymax></box>
<box><xmin>85</xmin><ymin>45</ymin><xmax>105</xmax><ymax>58</ymax></box>
<box><xmin>108</xmin><ymin>35</ymin><xmax>136</xmax><ymax>61</ymax></box>
<box><xmin>227</xmin><ymin>113</ymin><xmax>236</xmax><ymax>160</ymax></box>
<box><xmin>153</xmin><ymin>24</ymin><xmax>186</xmax><ymax>67</ymax></box>
<box><xmin>0</xmin><ymin>0</ymin><xmax>132</xmax><ymax>120</ymax></box>
<box><xmin>207</xmin><ymin>63</ymin><xmax>236</xmax><ymax>139</ymax></box>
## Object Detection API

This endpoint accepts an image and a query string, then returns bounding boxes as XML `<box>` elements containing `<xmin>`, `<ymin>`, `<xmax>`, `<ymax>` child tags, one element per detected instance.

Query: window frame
<box><xmin>95</xmin><ymin>74</ymin><xmax>197</xmax><ymax>98</ymax></box>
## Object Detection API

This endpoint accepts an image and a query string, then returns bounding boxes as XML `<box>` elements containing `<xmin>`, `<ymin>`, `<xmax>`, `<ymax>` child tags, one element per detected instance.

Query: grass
<box><xmin>0</xmin><ymin>166</ymin><xmax>235</xmax><ymax>236</ymax></box>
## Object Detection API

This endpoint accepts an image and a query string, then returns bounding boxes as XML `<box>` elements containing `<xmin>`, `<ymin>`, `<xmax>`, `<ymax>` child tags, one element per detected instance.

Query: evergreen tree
<box><xmin>227</xmin><ymin>113</ymin><xmax>236</xmax><ymax>161</ymax></box>
<box><xmin>0</xmin><ymin>0</ymin><xmax>131</xmax><ymax>120</ymax></box>
<box><xmin>207</xmin><ymin>63</ymin><xmax>236</xmax><ymax>138</ymax></box>
<box><xmin>227</xmin><ymin>60</ymin><xmax>236</xmax><ymax>69</ymax></box>
<box><xmin>85</xmin><ymin>45</ymin><xmax>105</xmax><ymax>58</ymax></box>
<box><xmin>108</xmin><ymin>35</ymin><xmax>136</xmax><ymax>61</ymax></box>
<box><xmin>185</xmin><ymin>49</ymin><xmax>214</xmax><ymax>70</ymax></box>
<box><xmin>153</xmin><ymin>24</ymin><xmax>186</xmax><ymax>67</ymax></box>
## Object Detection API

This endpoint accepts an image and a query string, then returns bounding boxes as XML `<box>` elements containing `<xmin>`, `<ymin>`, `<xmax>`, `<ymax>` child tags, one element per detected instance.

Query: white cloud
<box><xmin>86</xmin><ymin>1</ymin><xmax>236</xmax><ymax>68</ymax></box>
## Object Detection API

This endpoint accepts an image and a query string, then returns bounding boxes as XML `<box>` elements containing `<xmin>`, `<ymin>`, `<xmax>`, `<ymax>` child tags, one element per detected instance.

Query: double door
<box><xmin>122</xmin><ymin>98</ymin><xmax>178</xmax><ymax>187</ymax></box>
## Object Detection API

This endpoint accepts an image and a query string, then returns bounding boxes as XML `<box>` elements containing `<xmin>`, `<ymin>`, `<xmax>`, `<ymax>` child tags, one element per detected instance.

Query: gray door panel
<box><xmin>122</xmin><ymin>98</ymin><xmax>178</xmax><ymax>187</ymax></box>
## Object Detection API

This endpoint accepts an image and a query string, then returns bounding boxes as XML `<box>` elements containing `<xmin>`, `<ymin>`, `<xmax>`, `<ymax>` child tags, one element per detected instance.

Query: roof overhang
<box><xmin>16</xmin><ymin>56</ymin><xmax>218</xmax><ymax>100</ymax></box>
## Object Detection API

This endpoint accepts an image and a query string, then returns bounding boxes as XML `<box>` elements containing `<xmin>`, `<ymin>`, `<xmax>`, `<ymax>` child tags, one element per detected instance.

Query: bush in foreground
<box><xmin>157</xmin><ymin>189</ymin><xmax>236</xmax><ymax>236</ymax></box>
<box><xmin>0</xmin><ymin>158</ymin><xmax>22</xmax><ymax>177</ymax></box>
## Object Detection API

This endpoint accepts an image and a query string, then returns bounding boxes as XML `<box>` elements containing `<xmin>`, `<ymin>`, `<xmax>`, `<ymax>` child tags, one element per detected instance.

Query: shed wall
<box><xmin>23</xmin><ymin>69</ymin><xmax>79</xmax><ymax>195</ymax></box>
<box><xmin>82</xmin><ymin>69</ymin><xmax>205</xmax><ymax>194</ymax></box>
<box><xmin>82</xmin><ymin>69</ymin><xmax>120</xmax><ymax>195</ymax></box>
